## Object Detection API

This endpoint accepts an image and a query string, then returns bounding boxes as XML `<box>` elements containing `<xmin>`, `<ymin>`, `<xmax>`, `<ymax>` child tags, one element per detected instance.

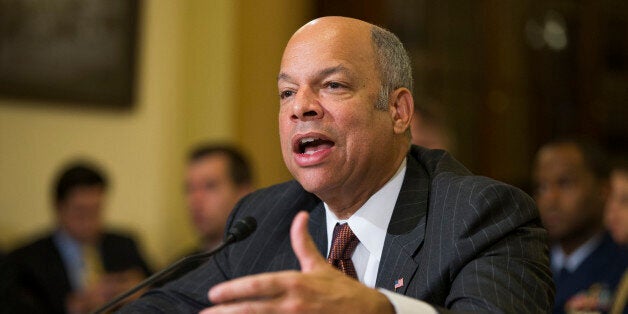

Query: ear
<box><xmin>389</xmin><ymin>88</ymin><xmax>414</xmax><ymax>135</ymax></box>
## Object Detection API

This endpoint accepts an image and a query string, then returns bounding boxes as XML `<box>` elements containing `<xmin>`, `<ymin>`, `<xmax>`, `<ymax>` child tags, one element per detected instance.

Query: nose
<box><xmin>291</xmin><ymin>87</ymin><xmax>323</xmax><ymax>121</ymax></box>
<box><xmin>187</xmin><ymin>187</ymin><xmax>203</xmax><ymax>204</ymax></box>
<box><xmin>538</xmin><ymin>186</ymin><xmax>560</xmax><ymax>210</ymax></box>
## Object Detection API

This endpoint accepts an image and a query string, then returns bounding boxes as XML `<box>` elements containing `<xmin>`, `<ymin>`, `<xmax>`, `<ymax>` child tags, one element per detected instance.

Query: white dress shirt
<box><xmin>324</xmin><ymin>158</ymin><xmax>437</xmax><ymax>313</ymax></box>
<box><xmin>551</xmin><ymin>232</ymin><xmax>603</xmax><ymax>273</ymax></box>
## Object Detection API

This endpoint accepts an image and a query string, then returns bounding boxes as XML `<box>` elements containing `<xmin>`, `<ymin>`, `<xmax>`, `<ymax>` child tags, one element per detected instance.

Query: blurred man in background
<box><xmin>0</xmin><ymin>161</ymin><xmax>151</xmax><ymax>314</ymax></box>
<box><xmin>605</xmin><ymin>161</ymin><xmax>628</xmax><ymax>313</ymax></box>
<box><xmin>565</xmin><ymin>159</ymin><xmax>628</xmax><ymax>313</ymax></box>
<box><xmin>158</xmin><ymin>144</ymin><xmax>254</xmax><ymax>284</ymax></box>
<box><xmin>533</xmin><ymin>139</ymin><xmax>628</xmax><ymax>313</ymax></box>
<box><xmin>185</xmin><ymin>144</ymin><xmax>254</xmax><ymax>253</ymax></box>
<box><xmin>410</xmin><ymin>101</ymin><xmax>456</xmax><ymax>155</ymax></box>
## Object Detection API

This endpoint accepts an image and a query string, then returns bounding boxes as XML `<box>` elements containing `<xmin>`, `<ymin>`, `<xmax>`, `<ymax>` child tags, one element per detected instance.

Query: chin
<box><xmin>298</xmin><ymin>177</ymin><xmax>339</xmax><ymax>200</ymax></box>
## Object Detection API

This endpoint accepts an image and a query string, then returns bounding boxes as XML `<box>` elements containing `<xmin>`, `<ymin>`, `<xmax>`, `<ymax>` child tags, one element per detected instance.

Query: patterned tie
<box><xmin>327</xmin><ymin>223</ymin><xmax>360</xmax><ymax>279</ymax></box>
<box><xmin>82</xmin><ymin>244</ymin><xmax>103</xmax><ymax>288</ymax></box>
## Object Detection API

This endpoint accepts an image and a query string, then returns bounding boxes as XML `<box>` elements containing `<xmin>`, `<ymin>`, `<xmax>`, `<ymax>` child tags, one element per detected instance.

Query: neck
<box><xmin>559</xmin><ymin>226</ymin><xmax>603</xmax><ymax>256</ymax></box>
<box><xmin>325</xmin><ymin>153</ymin><xmax>407</xmax><ymax>220</ymax></box>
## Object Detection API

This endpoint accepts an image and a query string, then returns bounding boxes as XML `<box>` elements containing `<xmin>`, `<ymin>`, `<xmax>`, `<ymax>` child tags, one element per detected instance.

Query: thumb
<box><xmin>290</xmin><ymin>211</ymin><xmax>326</xmax><ymax>272</ymax></box>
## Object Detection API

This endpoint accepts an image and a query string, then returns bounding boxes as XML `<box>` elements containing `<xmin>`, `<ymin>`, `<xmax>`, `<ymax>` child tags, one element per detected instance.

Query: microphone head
<box><xmin>227</xmin><ymin>216</ymin><xmax>257</xmax><ymax>242</ymax></box>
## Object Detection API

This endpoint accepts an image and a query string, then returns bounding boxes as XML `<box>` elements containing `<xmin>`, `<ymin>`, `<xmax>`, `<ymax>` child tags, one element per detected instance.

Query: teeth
<box><xmin>300</xmin><ymin>137</ymin><xmax>317</xmax><ymax>145</ymax></box>
<box><xmin>298</xmin><ymin>137</ymin><xmax>321</xmax><ymax>154</ymax></box>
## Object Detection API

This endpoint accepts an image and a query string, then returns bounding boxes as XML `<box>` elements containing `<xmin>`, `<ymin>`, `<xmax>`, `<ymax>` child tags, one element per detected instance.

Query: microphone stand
<box><xmin>91</xmin><ymin>216</ymin><xmax>256</xmax><ymax>314</ymax></box>
<box><xmin>91</xmin><ymin>240</ymin><xmax>229</xmax><ymax>314</ymax></box>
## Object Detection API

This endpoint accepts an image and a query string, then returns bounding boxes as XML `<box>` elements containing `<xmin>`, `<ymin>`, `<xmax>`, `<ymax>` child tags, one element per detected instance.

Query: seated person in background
<box><xmin>157</xmin><ymin>144</ymin><xmax>254</xmax><ymax>285</ymax></box>
<box><xmin>0</xmin><ymin>161</ymin><xmax>151</xmax><ymax>314</ymax></box>
<box><xmin>606</xmin><ymin>161</ymin><xmax>628</xmax><ymax>314</ymax></box>
<box><xmin>122</xmin><ymin>16</ymin><xmax>553</xmax><ymax>313</ymax></box>
<box><xmin>566</xmin><ymin>159</ymin><xmax>628</xmax><ymax>314</ymax></box>
<box><xmin>410</xmin><ymin>100</ymin><xmax>456</xmax><ymax>155</ymax></box>
<box><xmin>533</xmin><ymin>139</ymin><xmax>628</xmax><ymax>314</ymax></box>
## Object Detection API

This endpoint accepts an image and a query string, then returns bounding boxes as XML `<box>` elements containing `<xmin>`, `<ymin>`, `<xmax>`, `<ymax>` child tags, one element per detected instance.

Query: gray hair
<box><xmin>371</xmin><ymin>25</ymin><xmax>413</xmax><ymax>111</ymax></box>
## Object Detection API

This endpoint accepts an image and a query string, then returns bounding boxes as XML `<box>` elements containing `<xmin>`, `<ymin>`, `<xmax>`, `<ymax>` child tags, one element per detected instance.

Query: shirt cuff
<box><xmin>378</xmin><ymin>288</ymin><xmax>437</xmax><ymax>314</ymax></box>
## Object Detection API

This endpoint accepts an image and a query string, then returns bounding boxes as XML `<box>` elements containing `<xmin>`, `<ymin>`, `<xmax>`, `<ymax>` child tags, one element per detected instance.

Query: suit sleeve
<box><xmin>117</xmin><ymin>191</ymin><xmax>255</xmax><ymax>313</ymax></box>
<box><xmin>442</xmin><ymin>181</ymin><xmax>554</xmax><ymax>313</ymax></box>
<box><xmin>102</xmin><ymin>234</ymin><xmax>153</xmax><ymax>277</ymax></box>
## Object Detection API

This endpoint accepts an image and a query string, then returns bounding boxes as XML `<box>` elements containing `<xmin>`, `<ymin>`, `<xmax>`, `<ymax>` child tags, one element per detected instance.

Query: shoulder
<box><xmin>225</xmin><ymin>179</ymin><xmax>321</xmax><ymax>240</ymax></box>
<box><xmin>597</xmin><ymin>233</ymin><xmax>628</xmax><ymax>261</ymax></box>
<box><xmin>410</xmin><ymin>145</ymin><xmax>534</xmax><ymax>207</ymax></box>
<box><xmin>410</xmin><ymin>145</ymin><xmax>471</xmax><ymax>178</ymax></box>
<box><xmin>411</xmin><ymin>146</ymin><xmax>539</xmax><ymax>242</ymax></box>
<box><xmin>100</xmin><ymin>231</ymin><xmax>143</xmax><ymax>252</ymax></box>
<box><xmin>232</xmin><ymin>180</ymin><xmax>320</xmax><ymax>217</ymax></box>
<box><xmin>7</xmin><ymin>233</ymin><xmax>55</xmax><ymax>259</ymax></box>
<box><xmin>241</xmin><ymin>180</ymin><xmax>312</xmax><ymax>202</ymax></box>
<box><xmin>5</xmin><ymin>233</ymin><xmax>60</xmax><ymax>272</ymax></box>
<box><xmin>102</xmin><ymin>231</ymin><xmax>137</xmax><ymax>243</ymax></box>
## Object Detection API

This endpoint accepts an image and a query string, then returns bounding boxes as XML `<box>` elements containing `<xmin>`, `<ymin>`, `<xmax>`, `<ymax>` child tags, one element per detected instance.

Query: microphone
<box><xmin>91</xmin><ymin>216</ymin><xmax>257</xmax><ymax>314</ymax></box>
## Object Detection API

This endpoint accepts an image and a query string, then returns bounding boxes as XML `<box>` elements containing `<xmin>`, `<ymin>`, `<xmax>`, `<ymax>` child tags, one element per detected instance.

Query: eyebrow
<box><xmin>277</xmin><ymin>65</ymin><xmax>352</xmax><ymax>83</ymax></box>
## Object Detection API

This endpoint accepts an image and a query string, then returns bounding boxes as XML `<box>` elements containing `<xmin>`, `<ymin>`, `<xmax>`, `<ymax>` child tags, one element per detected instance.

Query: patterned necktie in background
<box><xmin>327</xmin><ymin>223</ymin><xmax>360</xmax><ymax>279</ymax></box>
<box><xmin>82</xmin><ymin>244</ymin><xmax>103</xmax><ymax>288</ymax></box>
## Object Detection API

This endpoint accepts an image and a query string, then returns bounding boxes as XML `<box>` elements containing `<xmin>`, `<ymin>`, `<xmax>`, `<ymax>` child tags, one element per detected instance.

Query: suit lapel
<box><xmin>308</xmin><ymin>202</ymin><xmax>328</xmax><ymax>257</ymax></box>
<box><xmin>268</xmin><ymin>201</ymin><xmax>327</xmax><ymax>271</ymax></box>
<box><xmin>376</xmin><ymin>153</ymin><xmax>430</xmax><ymax>293</ymax></box>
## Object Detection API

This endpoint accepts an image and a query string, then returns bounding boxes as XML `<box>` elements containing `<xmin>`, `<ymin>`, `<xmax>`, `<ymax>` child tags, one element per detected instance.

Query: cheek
<box><xmin>278</xmin><ymin>124</ymin><xmax>293</xmax><ymax>156</ymax></box>
<box><xmin>619</xmin><ymin>210</ymin><xmax>628</xmax><ymax>226</ymax></box>
<box><xmin>560</xmin><ymin>191</ymin><xmax>586</xmax><ymax>213</ymax></box>
<box><xmin>535</xmin><ymin>196</ymin><xmax>553</xmax><ymax>211</ymax></box>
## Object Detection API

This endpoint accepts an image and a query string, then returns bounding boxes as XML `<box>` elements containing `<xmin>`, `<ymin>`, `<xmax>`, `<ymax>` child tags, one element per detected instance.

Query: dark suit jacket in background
<box><xmin>553</xmin><ymin>233</ymin><xmax>628</xmax><ymax>314</ymax></box>
<box><xmin>0</xmin><ymin>231</ymin><xmax>151</xmax><ymax>314</ymax></box>
<box><xmin>121</xmin><ymin>146</ymin><xmax>554</xmax><ymax>313</ymax></box>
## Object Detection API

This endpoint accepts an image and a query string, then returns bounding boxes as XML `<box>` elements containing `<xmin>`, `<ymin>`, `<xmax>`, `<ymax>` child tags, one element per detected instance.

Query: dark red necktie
<box><xmin>327</xmin><ymin>223</ymin><xmax>360</xmax><ymax>279</ymax></box>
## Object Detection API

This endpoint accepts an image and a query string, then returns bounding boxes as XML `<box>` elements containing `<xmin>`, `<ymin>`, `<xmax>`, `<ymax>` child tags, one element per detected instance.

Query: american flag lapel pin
<box><xmin>394</xmin><ymin>278</ymin><xmax>404</xmax><ymax>292</ymax></box>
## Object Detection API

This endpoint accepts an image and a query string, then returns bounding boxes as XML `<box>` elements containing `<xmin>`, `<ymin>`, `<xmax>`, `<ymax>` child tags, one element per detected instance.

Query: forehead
<box><xmin>279</xmin><ymin>24</ymin><xmax>377</xmax><ymax>81</ymax></box>
<box><xmin>535</xmin><ymin>144</ymin><xmax>588</xmax><ymax>177</ymax></box>
<box><xmin>187</xmin><ymin>155</ymin><xmax>230</xmax><ymax>176</ymax></box>
<box><xmin>611</xmin><ymin>170</ymin><xmax>628</xmax><ymax>186</ymax></box>
<box><xmin>63</xmin><ymin>186</ymin><xmax>104</xmax><ymax>203</ymax></box>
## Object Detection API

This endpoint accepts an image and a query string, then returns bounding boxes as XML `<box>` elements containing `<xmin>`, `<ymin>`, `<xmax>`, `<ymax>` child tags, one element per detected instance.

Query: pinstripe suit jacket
<box><xmin>121</xmin><ymin>146</ymin><xmax>554</xmax><ymax>313</ymax></box>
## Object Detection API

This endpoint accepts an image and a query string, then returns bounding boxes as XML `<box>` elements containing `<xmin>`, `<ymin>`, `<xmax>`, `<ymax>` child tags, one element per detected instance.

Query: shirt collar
<box><xmin>324</xmin><ymin>158</ymin><xmax>407</xmax><ymax>259</ymax></box>
<box><xmin>53</xmin><ymin>229</ymin><xmax>84</xmax><ymax>289</ymax></box>
<box><xmin>551</xmin><ymin>232</ymin><xmax>604</xmax><ymax>273</ymax></box>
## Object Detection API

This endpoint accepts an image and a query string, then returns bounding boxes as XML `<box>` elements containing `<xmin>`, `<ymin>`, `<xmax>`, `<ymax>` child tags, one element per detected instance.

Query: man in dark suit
<box><xmin>533</xmin><ymin>139</ymin><xmax>628</xmax><ymax>313</ymax></box>
<box><xmin>154</xmin><ymin>144</ymin><xmax>254</xmax><ymax>286</ymax></box>
<box><xmin>122</xmin><ymin>16</ymin><xmax>553</xmax><ymax>313</ymax></box>
<box><xmin>0</xmin><ymin>162</ymin><xmax>151</xmax><ymax>314</ymax></box>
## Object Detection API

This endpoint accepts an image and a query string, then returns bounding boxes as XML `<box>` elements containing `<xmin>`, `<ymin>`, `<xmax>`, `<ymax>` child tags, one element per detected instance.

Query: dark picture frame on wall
<box><xmin>0</xmin><ymin>0</ymin><xmax>140</xmax><ymax>107</ymax></box>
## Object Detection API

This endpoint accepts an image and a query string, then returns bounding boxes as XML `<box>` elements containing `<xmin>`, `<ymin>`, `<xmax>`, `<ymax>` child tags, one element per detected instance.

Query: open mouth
<box><xmin>294</xmin><ymin>136</ymin><xmax>335</xmax><ymax>155</ymax></box>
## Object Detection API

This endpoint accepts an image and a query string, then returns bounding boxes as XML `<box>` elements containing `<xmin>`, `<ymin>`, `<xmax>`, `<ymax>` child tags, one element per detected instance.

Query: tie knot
<box><xmin>328</xmin><ymin>223</ymin><xmax>359</xmax><ymax>260</ymax></box>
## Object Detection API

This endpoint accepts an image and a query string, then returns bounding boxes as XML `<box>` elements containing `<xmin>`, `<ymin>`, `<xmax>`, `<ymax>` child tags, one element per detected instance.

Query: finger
<box><xmin>200</xmin><ymin>299</ymin><xmax>276</xmax><ymax>314</ymax></box>
<box><xmin>208</xmin><ymin>271</ymin><xmax>292</xmax><ymax>304</ymax></box>
<box><xmin>290</xmin><ymin>211</ymin><xmax>325</xmax><ymax>272</ymax></box>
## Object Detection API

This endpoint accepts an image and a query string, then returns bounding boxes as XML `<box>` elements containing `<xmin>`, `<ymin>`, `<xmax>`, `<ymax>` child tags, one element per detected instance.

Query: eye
<box><xmin>324</xmin><ymin>81</ymin><xmax>344</xmax><ymax>89</ymax></box>
<box><xmin>203</xmin><ymin>181</ymin><xmax>218</xmax><ymax>191</ymax></box>
<box><xmin>557</xmin><ymin>177</ymin><xmax>574</xmax><ymax>190</ymax></box>
<box><xmin>279</xmin><ymin>90</ymin><xmax>295</xmax><ymax>99</ymax></box>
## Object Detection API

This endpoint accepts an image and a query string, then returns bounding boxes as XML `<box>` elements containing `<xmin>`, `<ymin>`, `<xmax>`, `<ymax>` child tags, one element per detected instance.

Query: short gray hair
<box><xmin>371</xmin><ymin>25</ymin><xmax>413</xmax><ymax>111</ymax></box>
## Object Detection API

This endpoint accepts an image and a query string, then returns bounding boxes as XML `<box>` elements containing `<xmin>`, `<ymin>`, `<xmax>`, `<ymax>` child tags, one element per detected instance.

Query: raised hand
<box><xmin>200</xmin><ymin>211</ymin><xmax>394</xmax><ymax>314</ymax></box>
